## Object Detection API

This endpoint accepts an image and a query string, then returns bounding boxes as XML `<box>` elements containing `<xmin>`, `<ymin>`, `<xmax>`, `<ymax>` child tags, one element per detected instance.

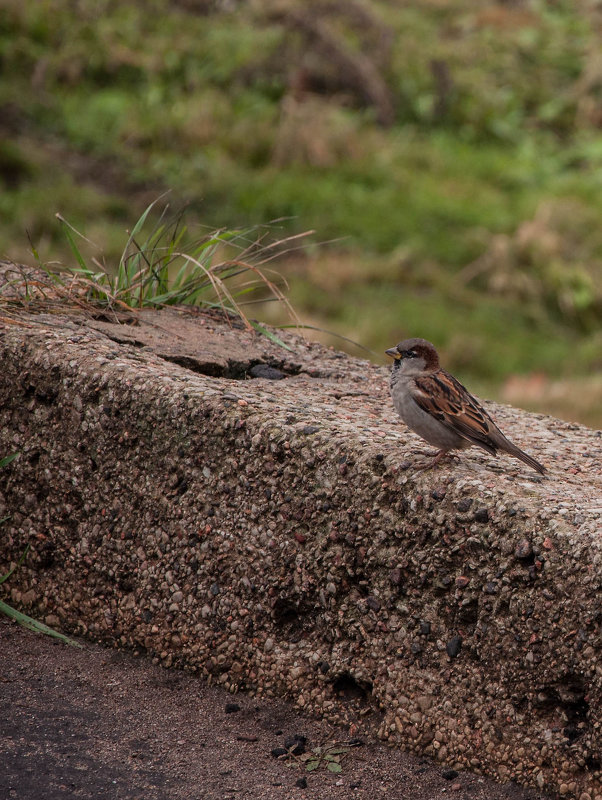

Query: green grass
<box><xmin>1</xmin><ymin>0</ymin><xmax>602</xmax><ymax>410</ymax></box>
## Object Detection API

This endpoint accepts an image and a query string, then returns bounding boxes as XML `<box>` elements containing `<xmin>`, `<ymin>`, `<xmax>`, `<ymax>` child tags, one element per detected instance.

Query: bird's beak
<box><xmin>385</xmin><ymin>347</ymin><xmax>401</xmax><ymax>360</ymax></box>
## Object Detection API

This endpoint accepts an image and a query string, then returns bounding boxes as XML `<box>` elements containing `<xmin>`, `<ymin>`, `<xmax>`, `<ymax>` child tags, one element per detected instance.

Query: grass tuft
<box><xmin>2</xmin><ymin>201</ymin><xmax>311</xmax><ymax>341</ymax></box>
<box><xmin>52</xmin><ymin>199</ymin><xmax>307</xmax><ymax>329</ymax></box>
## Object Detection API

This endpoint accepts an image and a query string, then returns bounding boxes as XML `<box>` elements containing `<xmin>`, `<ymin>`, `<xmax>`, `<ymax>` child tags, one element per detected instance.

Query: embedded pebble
<box><xmin>446</xmin><ymin>636</ymin><xmax>463</xmax><ymax>659</ymax></box>
<box><xmin>515</xmin><ymin>539</ymin><xmax>533</xmax><ymax>560</ymax></box>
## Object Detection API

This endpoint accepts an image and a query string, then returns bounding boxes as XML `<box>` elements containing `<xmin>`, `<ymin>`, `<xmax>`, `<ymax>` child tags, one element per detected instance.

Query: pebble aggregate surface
<box><xmin>0</xmin><ymin>300</ymin><xmax>601</xmax><ymax>800</ymax></box>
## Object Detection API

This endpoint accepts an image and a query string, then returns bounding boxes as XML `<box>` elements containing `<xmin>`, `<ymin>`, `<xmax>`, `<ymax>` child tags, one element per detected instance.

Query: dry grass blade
<box><xmin>172</xmin><ymin>253</ymin><xmax>254</xmax><ymax>329</ymax></box>
<box><xmin>229</xmin><ymin>259</ymin><xmax>300</xmax><ymax>325</ymax></box>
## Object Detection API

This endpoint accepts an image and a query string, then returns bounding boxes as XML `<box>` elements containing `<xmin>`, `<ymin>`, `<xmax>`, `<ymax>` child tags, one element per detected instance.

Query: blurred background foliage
<box><xmin>1</xmin><ymin>0</ymin><xmax>601</xmax><ymax>425</ymax></box>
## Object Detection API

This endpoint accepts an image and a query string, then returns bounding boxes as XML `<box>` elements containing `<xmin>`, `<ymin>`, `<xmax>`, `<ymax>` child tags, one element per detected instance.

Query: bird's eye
<box><xmin>405</xmin><ymin>350</ymin><xmax>416</xmax><ymax>359</ymax></box>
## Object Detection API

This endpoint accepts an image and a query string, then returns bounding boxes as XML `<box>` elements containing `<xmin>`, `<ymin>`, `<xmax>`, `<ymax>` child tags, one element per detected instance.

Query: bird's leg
<box><xmin>413</xmin><ymin>449</ymin><xmax>458</xmax><ymax>472</ymax></box>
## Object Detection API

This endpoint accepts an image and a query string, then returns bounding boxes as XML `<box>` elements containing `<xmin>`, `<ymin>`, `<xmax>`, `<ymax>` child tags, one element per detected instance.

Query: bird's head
<box><xmin>385</xmin><ymin>338</ymin><xmax>440</xmax><ymax>375</ymax></box>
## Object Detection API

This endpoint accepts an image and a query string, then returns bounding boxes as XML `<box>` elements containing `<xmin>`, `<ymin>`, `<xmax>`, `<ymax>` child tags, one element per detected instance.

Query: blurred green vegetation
<box><xmin>1</xmin><ymin>0</ymin><xmax>601</xmax><ymax>424</ymax></box>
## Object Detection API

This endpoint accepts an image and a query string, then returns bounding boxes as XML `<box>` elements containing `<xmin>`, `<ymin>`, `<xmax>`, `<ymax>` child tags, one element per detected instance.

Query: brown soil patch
<box><xmin>1</xmin><ymin>620</ymin><xmax>549</xmax><ymax>800</ymax></box>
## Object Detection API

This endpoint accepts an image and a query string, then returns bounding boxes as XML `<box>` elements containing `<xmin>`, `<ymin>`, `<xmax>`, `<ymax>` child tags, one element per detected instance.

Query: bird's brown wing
<box><xmin>412</xmin><ymin>370</ymin><xmax>499</xmax><ymax>455</ymax></box>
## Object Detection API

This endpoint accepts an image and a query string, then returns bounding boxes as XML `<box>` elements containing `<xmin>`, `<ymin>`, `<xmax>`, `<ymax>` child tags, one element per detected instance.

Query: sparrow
<box><xmin>385</xmin><ymin>338</ymin><xmax>546</xmax><ymax>475</ymax></box>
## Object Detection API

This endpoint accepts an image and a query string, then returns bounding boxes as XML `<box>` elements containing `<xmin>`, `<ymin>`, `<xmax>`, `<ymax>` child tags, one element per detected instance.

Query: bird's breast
<box><xmin>390</xmin><ymin>375</ymin><xmax>466</xmax><ymax>450</ymax></box>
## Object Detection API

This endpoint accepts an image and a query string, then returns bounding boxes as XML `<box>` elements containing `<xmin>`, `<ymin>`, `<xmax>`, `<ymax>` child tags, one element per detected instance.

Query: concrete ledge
<box><xmin>1</xmin><ymin>301</ymin><xmax>601</xmax><ymax>799</ymax></box>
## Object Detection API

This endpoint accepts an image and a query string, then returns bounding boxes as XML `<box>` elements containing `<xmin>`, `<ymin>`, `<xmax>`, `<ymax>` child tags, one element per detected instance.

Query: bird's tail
<box><xmin>500</xmin><ymin>440</ymin><xmax>546</xmax><ymax>475</ymax></box>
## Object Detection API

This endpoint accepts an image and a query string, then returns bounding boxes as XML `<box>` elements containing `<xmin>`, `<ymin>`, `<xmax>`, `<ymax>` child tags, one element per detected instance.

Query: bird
<box><xmin>385</xmin><ymin>338</ymin><xmax>546</xmax><ymax>475</ymax></box>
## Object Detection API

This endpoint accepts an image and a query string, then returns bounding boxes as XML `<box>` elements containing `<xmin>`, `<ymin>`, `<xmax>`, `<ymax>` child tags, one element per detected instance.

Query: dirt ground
<box><xmin>0</xmin><ymin>620</ymin><xmax>551</xmax><ymax>800</ymax></box>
